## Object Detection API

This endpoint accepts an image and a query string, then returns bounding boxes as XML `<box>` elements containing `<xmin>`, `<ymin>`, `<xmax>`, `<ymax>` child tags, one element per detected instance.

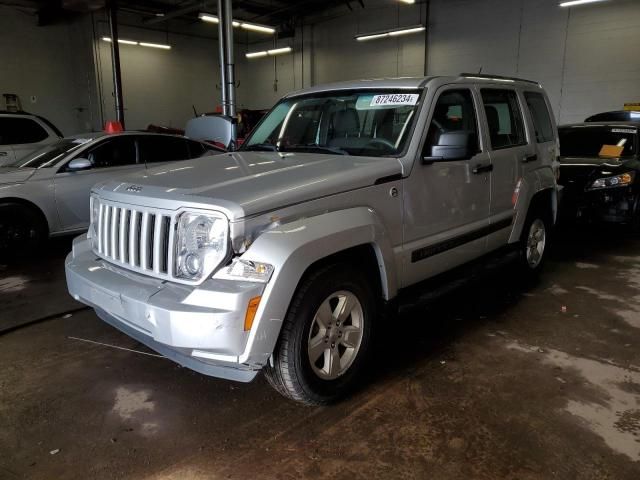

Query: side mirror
<box><xmin>67</xmin><ymin>158</ymin><xmax>93</xmax><ymax>171</ymax></box>
<box><xmin>185</xmin><ymin>115</ymin><xmax>235</xmax><ymax>151</ymax></box>
<box><xmin>423</xmin><ymin>131</ymin><xmax>477</xmax><ymax>164</ymax></box>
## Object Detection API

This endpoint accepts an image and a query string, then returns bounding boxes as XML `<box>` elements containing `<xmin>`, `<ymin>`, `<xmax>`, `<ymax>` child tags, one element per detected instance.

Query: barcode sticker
<box><xmin>370</xmin><ymin>94</ymin><xmax>419</xmax><ymax>107</ymax></box>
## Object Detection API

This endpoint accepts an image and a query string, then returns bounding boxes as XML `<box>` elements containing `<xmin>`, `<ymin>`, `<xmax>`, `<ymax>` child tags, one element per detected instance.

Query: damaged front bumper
<box><xmin>65</xmin><ymin>235</ymin><xmax>266</xmax><ymax>382</ymax></box>
<box><xmin>560</xmin><ymin>185</ymin><xmax>638</xmax><ymax>224</ymax></box>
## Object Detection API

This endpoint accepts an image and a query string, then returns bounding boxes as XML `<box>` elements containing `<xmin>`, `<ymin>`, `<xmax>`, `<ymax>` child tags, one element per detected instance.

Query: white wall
<box><xmin>0</xmin><ymin>5</ymin><xmax>98</xmax><ymax>135</ymax></box>
<box><xmin>241</xmin><ymin>0</ymin><xmax>640</xmax><ymax>124</ymax></box>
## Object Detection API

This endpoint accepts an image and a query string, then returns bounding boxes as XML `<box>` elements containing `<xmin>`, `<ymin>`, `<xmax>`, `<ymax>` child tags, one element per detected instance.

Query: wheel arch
<box><xmin>236</xmin><ymin>206</ymin><xmax>398</xmax><ymax>366</ymax></box>
<box><xmin>509</xmin><ymin>180</ymin><xmax>557</xmax><ymax>244</ymax></box>
<box><xmin>0</xmin><ymin>196</ymin><xmax>50</xmax><ymax>236</ymax></box>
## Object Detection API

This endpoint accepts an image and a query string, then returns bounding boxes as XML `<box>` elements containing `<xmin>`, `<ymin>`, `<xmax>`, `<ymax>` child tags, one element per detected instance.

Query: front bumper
<box><xmin>65</xmin><ymin>235</ymin><xmax>266</xmax><ymax>382</ymax></box>
<box><xmin>559</xmin><ymin>185</ymin><xmax>638</xmax><ymax>224</ymax></box>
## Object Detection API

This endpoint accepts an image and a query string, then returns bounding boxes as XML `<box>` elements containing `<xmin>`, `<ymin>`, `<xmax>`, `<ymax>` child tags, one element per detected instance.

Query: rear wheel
<box><xmin>0</xmin><ymin>203</ymin><xmax>47</xmax><ymax>255</ymax></box>
<box><xmin>518</xmin><ymin>208</ymin><xmax>550</xmax><ymax>275</ymax></box>
<box><xmin>264</xmin><ymin>263</ymin><xmax>376</xmax><ymax>405</ymax></box>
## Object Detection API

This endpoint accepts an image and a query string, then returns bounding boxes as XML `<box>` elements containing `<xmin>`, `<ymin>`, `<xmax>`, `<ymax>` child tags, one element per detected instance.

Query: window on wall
<box><xmin>524</xmin><ymin>92</ymin><xmax>555</xmax><ymax>143</ymax></box>
<box><xmin>481</xmin><ymin>89</ymin><xmax>526</xmax><ymax>150</ymax></box>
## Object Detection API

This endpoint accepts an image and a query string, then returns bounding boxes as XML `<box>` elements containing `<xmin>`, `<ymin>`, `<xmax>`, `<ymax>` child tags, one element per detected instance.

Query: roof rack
<box><xmin>459</xmin><ymin>73</ymin><xmax>539</xmax><ymax>85</ymax></box>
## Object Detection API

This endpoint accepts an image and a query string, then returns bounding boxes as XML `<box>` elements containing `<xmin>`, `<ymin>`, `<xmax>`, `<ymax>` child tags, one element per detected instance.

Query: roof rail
<box><xmin>459</xmin><ymin>73</ymin><xmax>539</xmax><ymax>85</ymax></box>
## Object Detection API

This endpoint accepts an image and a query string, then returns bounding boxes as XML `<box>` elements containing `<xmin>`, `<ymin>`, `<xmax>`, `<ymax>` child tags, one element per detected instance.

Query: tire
<box><xmin>517</xmin><ymin>206</ymin><xmax>551</xmax><ymax>275</ymax></box>
<box><xmin>264</xmin><ymin>263</ymin><xmax>376</xmax><ymax>405</ymax></box>
<box><xmin>0</xmin><ymin>203</ymin><xmax>47</xmax><ymax>256</ymax></box>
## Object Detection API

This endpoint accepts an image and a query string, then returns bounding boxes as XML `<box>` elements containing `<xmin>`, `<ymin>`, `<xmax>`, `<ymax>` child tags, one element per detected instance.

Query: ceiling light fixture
<box><xmin>398</xmin><ymin>0</ymin><xmax>416</xmax><ymax>3</ymax></box>
<box><xmin>355</xmin><ymin>25</ymin><xmax>425</xmax><ymax>41</ymax></box>
<box><xmin>245</xmin><ymin>46</ymin><xmax>292</xmax><ymax>59</ymax></box>
<box><xmin>559</xmin><ymin>0</ymin><xmax>608</xmax><ymax>6</ymax></box>
<box><xmin>102</xmin><ymin>37</ymin><xmax>171</xmax><ymax>50</ymax></box>
<box><xmin>102</xmin><ymin>36</ymin><xmax>138</xmax><ymax>45</ymax></box>
<box><xmin>139</xmin><ymin>42</ymin><xmax>171</xmax><ymax>50</ymax></box>
<box><xmin>198</xmin><ymin>12</ymin><xmax>275</xmax><ymax>34</ymax></box>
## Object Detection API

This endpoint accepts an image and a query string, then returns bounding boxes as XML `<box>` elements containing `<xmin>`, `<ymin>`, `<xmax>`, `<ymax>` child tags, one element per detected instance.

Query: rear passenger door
<box><xmin>480</xmin><ymin>88</ymin><xmax>533</xmax><ymax>248</ymax></box>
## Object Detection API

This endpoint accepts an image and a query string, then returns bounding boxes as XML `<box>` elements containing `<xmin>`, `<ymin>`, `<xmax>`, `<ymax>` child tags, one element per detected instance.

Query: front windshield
<box><xmin>4</xmin><ymin>138</ymin><xmax>91</xmax><ymax>168</ymax></box>
<box><xmin>559</xmin><ymin>126</ymin><xmax>637</xmax><ymax>158</ymax></box>
<box><xmin>242</xmin><ymin>89</ymin><xmax>423</xmax><ymax>157</ymax></box>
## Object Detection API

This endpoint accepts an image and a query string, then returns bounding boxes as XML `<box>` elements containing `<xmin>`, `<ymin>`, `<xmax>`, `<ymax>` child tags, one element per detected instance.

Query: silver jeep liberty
<box><xmin>66</xmin><ymin>75</ymin><xmax>559</xmax><ymax>405</ymax></box>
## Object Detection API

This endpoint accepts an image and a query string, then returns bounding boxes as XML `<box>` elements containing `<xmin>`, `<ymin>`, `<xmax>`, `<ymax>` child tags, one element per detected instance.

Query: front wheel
<box><xmin>0</xmin><ymin>203</ymin><xmax>47</xmax><ymax>256</ymax></box>
<box><xmin>264</xmin><ymin>263</ymin><xmax>376</xmax><ymax>405</ymax></box>
<box><xmin>518</xmin><ymin>209</ymin><xmax>550</xmax><ymax>274</ymax></box>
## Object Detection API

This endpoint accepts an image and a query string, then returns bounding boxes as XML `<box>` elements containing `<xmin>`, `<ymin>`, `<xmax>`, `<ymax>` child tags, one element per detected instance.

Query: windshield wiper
<box><xmin>242</xmin><ymin>143</ymin><xmax>278</xmax><ymax>152</ymax></box>
<box><xmin>284</xmin><ymin>144</ymin><xmax>349</xmax><ymax>156</ymax></box>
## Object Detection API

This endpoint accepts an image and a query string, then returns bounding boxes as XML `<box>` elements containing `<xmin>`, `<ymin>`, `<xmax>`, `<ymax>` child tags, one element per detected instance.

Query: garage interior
<box><xmin>2</xmin><ymin>0</ymin><xmax>640</xmax><ymax>479</ymax></box>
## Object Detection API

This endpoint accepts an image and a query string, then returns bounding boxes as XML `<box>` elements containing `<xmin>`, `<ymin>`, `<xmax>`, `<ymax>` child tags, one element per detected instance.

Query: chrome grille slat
<box><xmin>140</xmin><ymin>212</ymin><xmax>151</xmax><ymax>270</ymax></box>
<box><xmin>93</xmin><ymin>198</ymin><xmax>173</xmax><ymax>281</ymax></box>
<box><xmin>152</xmin><ymin>215</ymin><xmax>163</xmax><ymax>274</ymax></box>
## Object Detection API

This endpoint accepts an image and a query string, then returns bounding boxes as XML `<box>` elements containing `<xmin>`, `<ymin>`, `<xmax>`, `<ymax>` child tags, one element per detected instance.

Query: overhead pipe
<box><xmin>107</xmin><ymin>0</ymin><xmax>125</xmax><ymax>128</ymax></box>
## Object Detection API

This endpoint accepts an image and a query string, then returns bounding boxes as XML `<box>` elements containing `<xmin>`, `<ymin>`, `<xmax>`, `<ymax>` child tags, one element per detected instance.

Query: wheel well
<box><xmin>528</xmin><ymin>188</ymin><xmax>556</xmax><ymax>223</ymax></box>
<box><xmin>0</xmin><ymin>198</ymin><xmax>49</xmax><ymax>235</ymax></box>
<box><xmin>298</xmin><ymin>244</ymin><xmax>385</xmax><ymax>301</ymax></box>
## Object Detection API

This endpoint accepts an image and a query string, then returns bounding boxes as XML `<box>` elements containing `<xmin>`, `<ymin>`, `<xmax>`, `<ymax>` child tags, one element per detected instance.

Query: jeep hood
<box><xmin>95</xmin><ymin>151</ymin><xmax>402</xmax><ymax>220</ymax></box>
<box><xmin>0</xmin><ymin>167</ymin><xmax>36</xmax><ymax>184</ymax></box>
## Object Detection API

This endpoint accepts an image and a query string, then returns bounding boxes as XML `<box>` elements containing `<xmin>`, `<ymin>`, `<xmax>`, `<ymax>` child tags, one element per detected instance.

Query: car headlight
<box><xmin>588</xmin><ymin>172</ymin><xmax>635</xmax><ymax>190</ymax></box>
<box><xmin>213</xmin><ymin>258</ymin><xmax>274</xmax><ymax>283</ymax></box>
<box><xmin>89</xmin><ymin>196</ymin><xmax>100</xmax><ymax>242</ymax></box>
<box><xmin>175</xmin><ymin>212</ymin><xmax>228</xmax><ymax>280</ymax></box>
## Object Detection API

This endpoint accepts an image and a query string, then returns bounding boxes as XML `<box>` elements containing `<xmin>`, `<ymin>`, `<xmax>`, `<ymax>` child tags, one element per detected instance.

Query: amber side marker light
<box><xmin>244</xmin><ymin>296</ymin><xmax>262</xmax><ymax>331</ymax></box>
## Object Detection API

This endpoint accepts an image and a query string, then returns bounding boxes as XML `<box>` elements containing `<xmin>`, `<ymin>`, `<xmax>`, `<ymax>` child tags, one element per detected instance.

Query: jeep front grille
<box><xmin>94</xmin><ymin>198</ymin><xmax>174</xmax><ymax>279</ymax></box>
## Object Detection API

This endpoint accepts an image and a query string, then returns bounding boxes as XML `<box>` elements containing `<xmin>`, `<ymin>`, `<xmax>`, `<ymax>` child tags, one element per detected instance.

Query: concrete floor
<box><xmin>1</xmin><ymin>229</ymin><xmax>640</xmax><ymax>479</ymax></box>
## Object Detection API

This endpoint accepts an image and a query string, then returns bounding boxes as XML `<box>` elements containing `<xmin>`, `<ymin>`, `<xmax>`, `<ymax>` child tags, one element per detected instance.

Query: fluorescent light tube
<box><xmin>246</xmin><ymin>46</ymin><xmax>292</xmax><ymax>59</ymax></box>
<box><xmin>102</xmin><ymin>37</ymin><xmax>138</xmax><ymax>45</ymax></box>
<box><xmin>198</xmin><ymin>13</ymin><xmax>219</xmax><ymax>23</ymax></box>
<box><xmin>398</xmin><ymin>0</ymin><xmax>416</xmax><ymax>3</ymax></box>
<box><xmin>355</xmin><ymin>25</ymin><xmax>425</xmax><ymax>41</ymax></box>
<box><xmin>559</xmin><ymin>0</ymin><xmax>608</xmax><ymax>6</ymax></box>
<box><xmin>198</xmin><ymin>12</ymin><xmax>275</xmax><ymax>34</ymax></box>
<box><xmin>139</xmin><ymin>42</ymin><xmax>171</xmax><ymax>50</ymax></box>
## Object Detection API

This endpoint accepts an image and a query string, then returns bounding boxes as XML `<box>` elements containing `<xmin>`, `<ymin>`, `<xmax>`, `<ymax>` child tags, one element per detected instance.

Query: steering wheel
<box><xmin>365</xmin><ymin>138</ymin><xmax>396</xmax><ymax>151</ymax></box>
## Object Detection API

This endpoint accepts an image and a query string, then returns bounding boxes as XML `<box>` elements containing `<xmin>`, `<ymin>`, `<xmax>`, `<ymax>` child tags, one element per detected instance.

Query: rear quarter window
<box><xmin>524</xmin><ymin>92</ymin><xmax>555</xmax><ymax>143</ymax></box>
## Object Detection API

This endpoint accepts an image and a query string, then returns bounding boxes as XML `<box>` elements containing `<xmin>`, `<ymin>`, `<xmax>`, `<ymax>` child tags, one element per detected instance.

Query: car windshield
<box><xmin>559</xmin><ymin>126</ymin><xmax>637</xmax><ymax>158</ymax></box>
<box><xmin>5</xmin><ymin>138</ymin><xmax>91</xmax><ymax>168</ymax></box>
<box><xmin>242</xmin><ymin>89</ymin><xmax>423</xmax><ymax>157</ymax></box>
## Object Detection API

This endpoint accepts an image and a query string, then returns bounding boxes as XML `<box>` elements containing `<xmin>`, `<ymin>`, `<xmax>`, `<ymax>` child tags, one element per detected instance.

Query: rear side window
<box><xmin>139</xmin><ymin>136</ymin><xmax>190</xmax><ymax>164</ymax></box>
<box><xmin>0</xmin><ymin>117</ymin><xmax>48</xmax><ymax>145</ymax></box>
<box><xmin>481</xmin><ymin>89</ymin><xmax>526</xmax><ymax>150</ymax></box>
<box><xmin>525</xmin><ymin>92</ymin><xmax>554</xmax><ymax>143</ymax></box>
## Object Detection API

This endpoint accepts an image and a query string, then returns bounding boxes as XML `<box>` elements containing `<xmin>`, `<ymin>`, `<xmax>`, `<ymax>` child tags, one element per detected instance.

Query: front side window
<box><xmin>0</xmin><ymin>117</ymin><xmax>48</xmax><ymax>145</ymax></box>
<box><xmin>423</xmin><ymin>89</ymin><xmax>479</xmax><ymax>156</ymax></box>
<box><xmin>481</xmin><ymin>89</ymin><xmax>526</xmax><ymax>149</ymax></box>
<box><xmin>242</xmin><ymin>89</ymin><xmax>422</xmax><ymax>157</ymax></box>
<box><xmin>525</xmin><ymin>92</ymin><xmax>555</xmax><ymax>143</ymax></box>
<box><xmin>82</xmin><ymin>137</ymin><xmax>138</xmax><ymax>169</ymax></box>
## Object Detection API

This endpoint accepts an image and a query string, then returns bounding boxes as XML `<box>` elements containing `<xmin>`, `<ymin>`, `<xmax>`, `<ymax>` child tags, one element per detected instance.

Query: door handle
<box><xmin>0</xmin><ymin>151</ymin><xmax>7</xmax><ymax>156</ymax></box>
<box><xmin>472</xmin><ymin>163</ymin><xmax>493</xmax><ymax>174</ymax></box>
<box><xmin>522</xmin><ymin>154</ymin><xmax>538</xmax><ymax>163</ymax></box>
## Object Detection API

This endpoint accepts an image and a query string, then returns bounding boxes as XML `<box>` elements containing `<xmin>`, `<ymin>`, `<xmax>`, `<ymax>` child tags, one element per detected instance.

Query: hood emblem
<box><xmin>126</xmin><ymin>185</ymin><xmax>143</xmax><ymax>192</ymax></box>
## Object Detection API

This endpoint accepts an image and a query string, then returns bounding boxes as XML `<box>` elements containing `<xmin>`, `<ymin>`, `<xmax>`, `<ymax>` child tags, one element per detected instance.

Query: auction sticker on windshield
<box><xmin>370</xmin><ymin>94</ymin><xmax>419</xmax><ymax>107</ymax></box>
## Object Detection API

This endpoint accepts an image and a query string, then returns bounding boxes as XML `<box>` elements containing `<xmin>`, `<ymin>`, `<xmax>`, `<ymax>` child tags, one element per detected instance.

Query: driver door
<box><xmin>401</xmin><ymin>86</ymin><xmax>492</xmax><ymax>287</ymax></box>
<box><xmin>53</xmin><ymin>136</ymin><xmax>143</xmax><ymax>232</ymax></box>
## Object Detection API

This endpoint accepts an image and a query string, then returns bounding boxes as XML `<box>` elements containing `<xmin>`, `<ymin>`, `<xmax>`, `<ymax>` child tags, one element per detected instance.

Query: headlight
<box><xmin>588</xmin><ymin>172</ymin><xmax>635</xmax><ymax>190</ymax></box>
<box><xmin>175</xmin><ymin>212</ymin><xmax>228</xmax><ymax>280</ymax></box>
<box><xmin>89</xmin><ymin>196</ymin><xmax>100</xmax><ymax>242</ymax></box>
<box><xmin>213</xmin><ymin>258</ymin><xmax>274</xmax><ymax>283</ymax></box>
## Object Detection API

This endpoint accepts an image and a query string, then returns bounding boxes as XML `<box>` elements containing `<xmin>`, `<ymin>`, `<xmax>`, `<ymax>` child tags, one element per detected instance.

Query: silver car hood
<box><xmin>95</xmin><ymin>151</ymin><xmax>402</xmax><ymax>220</ymax></box>
<box><xmin>0</xmin><ymin>167</ymin><xmax>36</xmax><ymax>184</ymax></box>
